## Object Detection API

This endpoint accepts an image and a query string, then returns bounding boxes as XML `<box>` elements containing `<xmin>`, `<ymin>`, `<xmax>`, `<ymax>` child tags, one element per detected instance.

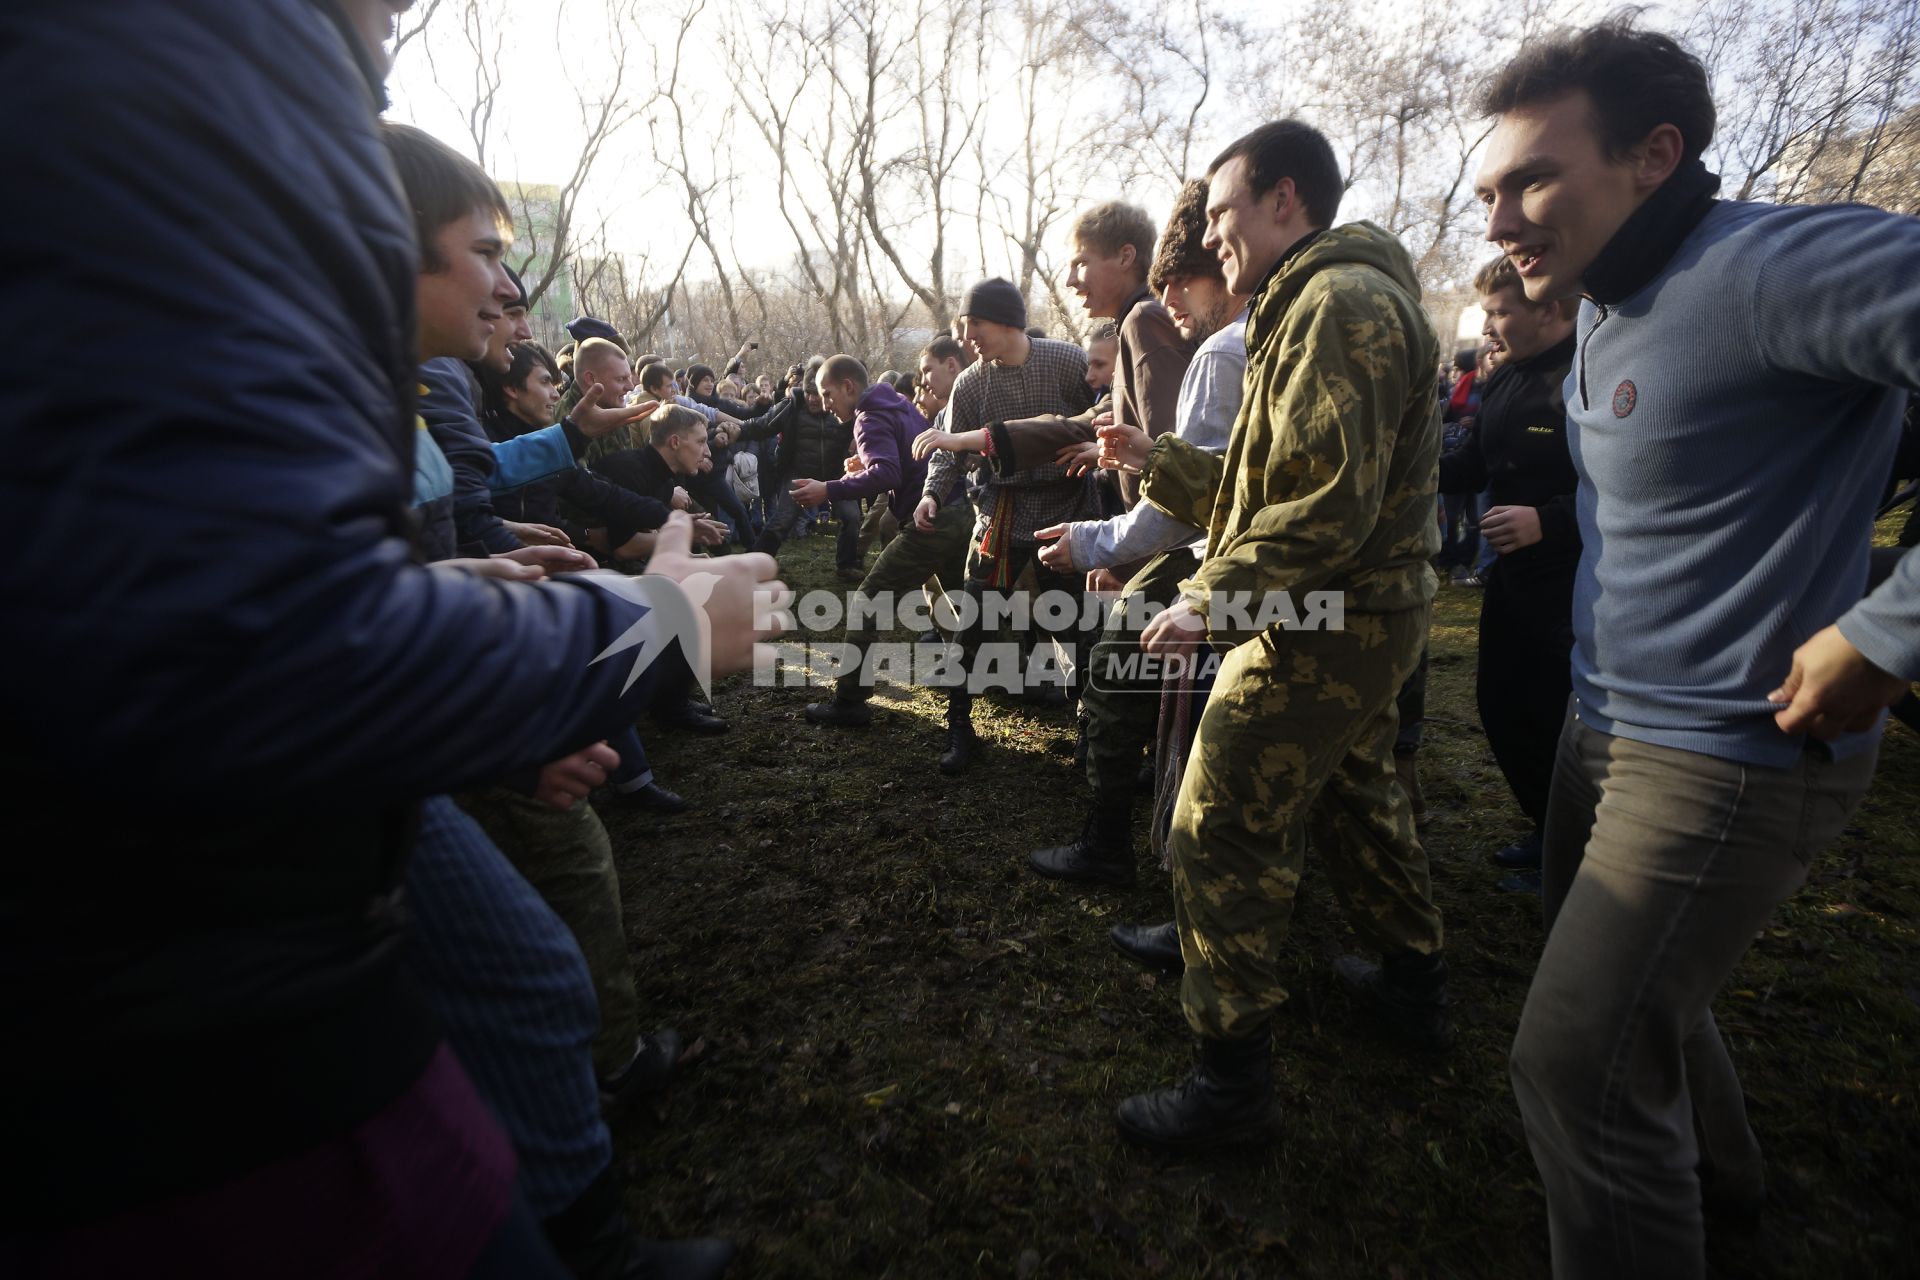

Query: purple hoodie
<box><xmin>824</xmin><ymin>380</ymin><xmax>931</xmax><ymax>524</ymax></box>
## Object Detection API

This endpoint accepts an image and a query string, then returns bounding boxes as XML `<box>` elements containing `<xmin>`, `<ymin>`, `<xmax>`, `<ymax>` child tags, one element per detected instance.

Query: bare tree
<box><xmin>1689</xmin><ymin>0</ymin><xmax>1920</xmax><ymax>206</ymax></box>
<box><xmin>387</xmin><ymin>0</ymin><xmax>447</xmax><ymax>65</ymax></box>
<box><xmin>724</xmin><ymin>0</ymin><xmax>875</xmax><ymax>350</ymax></box>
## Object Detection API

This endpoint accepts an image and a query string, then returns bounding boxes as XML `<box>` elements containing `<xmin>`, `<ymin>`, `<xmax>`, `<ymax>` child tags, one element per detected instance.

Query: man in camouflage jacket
<box><xmin>1114</xmin><ymin>121</ymin><xmax>1451</xmax><ymax>1152</ymax></box>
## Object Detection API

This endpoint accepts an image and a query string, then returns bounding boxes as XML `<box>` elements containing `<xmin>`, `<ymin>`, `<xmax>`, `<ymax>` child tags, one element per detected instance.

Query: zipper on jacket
<box><xmin>1577</xmin><ymin>302</ymin><xmax>1609</xmax><ymax>411</ymax></box>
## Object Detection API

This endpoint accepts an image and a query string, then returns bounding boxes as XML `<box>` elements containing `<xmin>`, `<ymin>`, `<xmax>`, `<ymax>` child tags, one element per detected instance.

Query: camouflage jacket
<box><xmin>1138</xmin><ymin>222</ymin><xmax>1441</xmax><ymax>646</ymax></box>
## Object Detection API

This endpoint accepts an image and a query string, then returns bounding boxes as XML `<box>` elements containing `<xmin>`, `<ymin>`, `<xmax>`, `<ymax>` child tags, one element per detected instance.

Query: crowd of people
<box><xmin>4</xmin><ymin>3</ymin><xmax>1917</xmax><ymax>1279</ymax></box>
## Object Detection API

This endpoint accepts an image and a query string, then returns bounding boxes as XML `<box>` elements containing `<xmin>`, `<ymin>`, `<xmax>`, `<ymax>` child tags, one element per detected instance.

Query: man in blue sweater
<box><xmin>1476</xmin><ymin>20</ymin><xmax>1919</xmax><ymax>1278</ymax></box>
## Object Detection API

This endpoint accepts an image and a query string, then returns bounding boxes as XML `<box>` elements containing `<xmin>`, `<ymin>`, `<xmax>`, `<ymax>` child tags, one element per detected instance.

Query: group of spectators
<box><xmin>4</xmin><ymin>5</ymin><xmax>1917</xmax><ymax>1280</ymax></box>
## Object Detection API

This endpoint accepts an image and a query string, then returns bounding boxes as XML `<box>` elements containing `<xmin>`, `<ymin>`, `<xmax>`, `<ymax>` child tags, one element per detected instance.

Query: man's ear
<box><xmin>1632</xmin><ymin>123</ymin><xmax>1686</xmax><ymax>194</ymax></box>
<box><xmin>1269</xmin><ymin>176</ymin><xmax>1298</xmax><ymax>226</ymax></box>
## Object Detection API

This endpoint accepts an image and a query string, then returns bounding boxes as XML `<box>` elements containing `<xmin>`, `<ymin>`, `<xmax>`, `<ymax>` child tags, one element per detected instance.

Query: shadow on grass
<box><xmin>600</xmin><ymin>523</ymin><xmax>1920</xmax><ymax>1278</ymax></box>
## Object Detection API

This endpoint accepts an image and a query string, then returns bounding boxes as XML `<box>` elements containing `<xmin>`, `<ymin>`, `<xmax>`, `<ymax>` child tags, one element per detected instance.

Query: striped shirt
<box><xmin>925</xmin><ymin>336</ymin><xmax>1099</xmax><ymax>545</ymax></box>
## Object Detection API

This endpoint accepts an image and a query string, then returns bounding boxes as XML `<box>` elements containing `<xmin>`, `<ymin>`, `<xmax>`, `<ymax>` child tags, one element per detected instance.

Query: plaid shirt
<box><xmin>925</xmin><ymin>336</ymin><xmax>1100</xmax><ymax>546</ymax></box>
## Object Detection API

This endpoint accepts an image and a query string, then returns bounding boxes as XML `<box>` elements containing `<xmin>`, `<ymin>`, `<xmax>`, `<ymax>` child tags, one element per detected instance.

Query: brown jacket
<box><xmin>990</xmin><ymin>285</ymin><xmax>1193</xmax><ymax>496</ymax></box>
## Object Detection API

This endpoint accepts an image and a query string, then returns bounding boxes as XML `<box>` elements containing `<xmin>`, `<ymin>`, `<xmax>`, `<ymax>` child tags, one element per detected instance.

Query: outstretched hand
<box><xmin>571</xmin><ymin>394</ymin><xmax>660</xmax><ymax>440</ymax></box>
<box><xmin>500</xmin><ymin>545</ymin><xmax>598</xmax><ymax>574</ymax></box>
<box><xmin>1034</xmin><ymin>522</ymin><xmax>1076</xmax><ymax>572</ymax></box>
<box><xmin>1057</xmin><ymin>440</ymin><xmax>1102</xmax><ymax>477</ymax></box>
<box><xmin>1096</xmin><ymin>422</ymin><xmax>1150</xmax><ymax>473</ymax></box>
<box><xmin>646</xmin><ymin>511</ymin><xmax>790</xmax><ymax>675</ymax></box>
<box><xmin>911</xmin><ymin>429</ymin><xmax>958</xmax><ymax>461</ymax></box>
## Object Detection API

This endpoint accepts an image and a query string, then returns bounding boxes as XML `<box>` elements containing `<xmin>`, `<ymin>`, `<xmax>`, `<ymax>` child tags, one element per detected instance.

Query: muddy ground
<box><xmin>598</xmin><ymin>519</ymin><xmax>1919</xmax><ymax>1279</ymax></box>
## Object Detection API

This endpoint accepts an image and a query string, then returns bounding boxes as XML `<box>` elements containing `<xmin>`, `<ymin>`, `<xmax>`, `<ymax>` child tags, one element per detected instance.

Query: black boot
<box><xmin>1331</xmin><ymin>950</ymin><xmax>1454</xmax><ymax>1052</ymax></box>
<box><xmin>804</xmin><ymin>697</ymin><xmax>872</xmax><ymax>728</ymax></box>
<box><xmin>1115</xmin><ymin>1031</ymin><xmax>1275</xmax><ymax>1151</ymax></box>
<box><xmin>1110</xmin><ymin>920</ymin><xmax>1181</xmax><ymax>973</ymax></box>
<box><xmin>545</xmin><ymin>1167</ymin><xmax>734</xmax><ymax>1280</ymax></box>
<box><xmin>1028</xmin><ymin>787</ymin><xmax>1135</xmax><ymax>886</ymax></box>
<box><xmin>939</xmin><ymin>697</ymin><xmax>976</xmax><ymax>775</ymax></box>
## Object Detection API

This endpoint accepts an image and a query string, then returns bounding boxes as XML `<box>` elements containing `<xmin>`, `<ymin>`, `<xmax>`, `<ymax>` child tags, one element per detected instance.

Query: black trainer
<box><xmin>1115</xmin><ymin>1032</ymin><xmax>1276</xmax><ymax>1152</ymax></box>
<box><xmin>1331</xmin><ymin>951</ymin><xmax>1454</xmax><ymax>1052</ymax></box>
<box><xmin>1110</xmin><ymin>920</ymin><xmax>1181</xmax><ymax>973</ymax></box>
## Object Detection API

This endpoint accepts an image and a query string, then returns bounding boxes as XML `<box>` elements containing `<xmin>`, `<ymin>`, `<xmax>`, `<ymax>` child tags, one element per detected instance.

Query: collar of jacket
<box><xmin>856</xmin><ymin>380</ymin><xmax>908</xmax><ymax>415</ymax></box>
<box><xmin>1117</xmin><ymin>282</ymin><xmax>1155</xmax><ymax>327</ymax></box>
<box><xmin>1249</xmin><ymin>228</ymin><xmax>1328</xmax><ymax>309</ymax></box>
<box><xmin>1507</xmin><ymin>331</ymin><xmax>1578</xmax><ymax>375</ymax></box>
<box><xmin>1582</xmin><ymin>158</ymin><xmax>1721</xmax><ymax>306</ymax></box>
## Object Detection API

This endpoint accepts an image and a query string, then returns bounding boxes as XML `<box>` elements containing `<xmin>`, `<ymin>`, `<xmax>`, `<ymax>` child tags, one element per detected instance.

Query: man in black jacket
<box><xmin>1439</xmin><ymin>254</ymin><xmax>1579</xmax><ymax>890</ymax></box>
<box><xmin>735</xmin><ymin>363</ymin><xmax>862</xmax><ymax>579</ymax></box>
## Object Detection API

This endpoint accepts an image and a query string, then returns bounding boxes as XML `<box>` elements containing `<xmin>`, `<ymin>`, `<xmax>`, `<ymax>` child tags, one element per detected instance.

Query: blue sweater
<box><xmin>1568</xmin><ymin>198</ymin><xmax>1920</xmax><ymax>767</ymax></box>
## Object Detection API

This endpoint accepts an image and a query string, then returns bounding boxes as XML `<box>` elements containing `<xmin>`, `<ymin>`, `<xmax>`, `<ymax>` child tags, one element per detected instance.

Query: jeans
<box><xmin>757</xmin><ymin>488</ymin><xmax>861</xmax><ymax>568</ymax></box>
<box><xmin>1437</xmin><ymin>492</ymin><xmax>1480</xmax><ymax>569</ymax></box>
<box><xmin>688</xmin><ymin>469</ymin><xmax>750</xmax><ymax>546</ymax></box>
<box><xmin>1474</xmin><ymin>489</ymin><xmax>1499</xmax><ymax>573</ymax></box>
<box><xmin>405</xmin><ymin>797</ymin><xmax>612</xmax><ymax>1219</ymax></box>
<box><xmin>1511</xmin><ymin>709</ymin><xmax>1878</xmax><ymax>1279</ymax></box>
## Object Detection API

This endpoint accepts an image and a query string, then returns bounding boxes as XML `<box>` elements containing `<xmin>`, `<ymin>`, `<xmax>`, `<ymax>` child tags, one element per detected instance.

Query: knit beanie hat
<box><xmin>504</xmin><ymin>263</ymin><xmax>529</xmax><ymax>310</ymax></box>
<box><xmin>959</xmin><ymin>278</ymin><xmax>1026</xmax><ymax>330</ymax></box>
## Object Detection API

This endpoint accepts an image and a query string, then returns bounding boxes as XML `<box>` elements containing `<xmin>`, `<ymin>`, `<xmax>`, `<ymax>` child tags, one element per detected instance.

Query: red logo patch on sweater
<box><xmin>1611</xmin><ymin>380</ymin><xmax>1637</xmax><ymax>418</ymax></box>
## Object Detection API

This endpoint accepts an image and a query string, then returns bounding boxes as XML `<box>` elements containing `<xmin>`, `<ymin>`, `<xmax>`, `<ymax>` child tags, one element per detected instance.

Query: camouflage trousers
<box><xmin>1171</xmin><ymin>606</ymin><xmax>1443</xmax><ymax>1041</ymax></box>
<box><xmin>1079</xmin><ymin>549</ymin><xmax>1191</xmax><ymax>792</ymax></box>
<box><xmin>832</xmin><ymin>500</ymin><xmax>972</xmax><ymax>704</ymax></box>
<box><xmin>456</xmin><ymin>787</ymin><xmax>638</xmax><ymax>1081</ymax></box>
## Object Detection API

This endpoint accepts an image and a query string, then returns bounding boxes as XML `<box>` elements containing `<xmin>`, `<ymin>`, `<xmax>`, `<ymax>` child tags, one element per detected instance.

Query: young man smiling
<box><xmin>1064</xmin><ymin>202</ymin><xmax>1194</xmax><ymax>489</ymax></box>
<box><xmin>1115</xmin><ymin>121</ymin><xmax>1450</xmax><ymax>1151</ymax></box>
<box><xmin>1021</xmin><ymin>179</ymin><xmax>1250</xmax><ymax>898</ymax></box>
<box><xmin>1476</xmin><ymin>21</ymin><xmax>1920</xmax><ymax>1278</ymax></box>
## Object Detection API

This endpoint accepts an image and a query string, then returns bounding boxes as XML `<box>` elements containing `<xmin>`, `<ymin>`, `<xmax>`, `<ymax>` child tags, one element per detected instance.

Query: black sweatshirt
<box><xmin>1438</xmin><ymin>333</ymin><xmax>1580</xmax><ymax>579</ymax></box>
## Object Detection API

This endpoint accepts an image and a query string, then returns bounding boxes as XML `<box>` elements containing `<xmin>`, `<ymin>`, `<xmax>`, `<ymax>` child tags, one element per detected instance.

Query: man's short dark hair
<box><xmin>1149</xmin><ymin>178</ymin><xmax>1224</xmax><ymax>292</ymax></box>
<box><xmin>920</xmin><ymin>336</ymin><xmax>965</xmax><ymax>366</ymax></box>
<box><xmin>1206</xmin><ymin>120</ymin><xmax>1344</xmax><ymax>229</ymax></box>
<box><xmin>1479</xmin><ymin>17</ymin><xmax>1715</xmax><ymax>164</ymax></box>
<box><xmin>506</xmin><ymin>340</ymin><xmax>559</xmax><ymax>389</ymax></box>
<box><xmin>818</xmin><ymin>354</ymin><xmax>868</xmax><ymax>390</ymax></box>
<box><xmin>638</xmin><ymin>361</ymin><xmax>674</xmax><ymax>394</ymax></box>
<box><xmin>379</xmin><ymin>122</ymin><xmax>511</xmax><ymax>272</ymax></box>
<box><xmin>479</xmin><ymin>341</ymin><xmax>559</xmax><ymax>418</ymax></box>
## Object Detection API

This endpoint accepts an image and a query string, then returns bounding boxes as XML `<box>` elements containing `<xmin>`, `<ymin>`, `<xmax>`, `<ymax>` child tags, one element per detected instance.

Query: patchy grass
<box><xmin>601</xmin><ymin>519</ymin><xmax>1920</xmax><ymax>1278</ymax></box>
